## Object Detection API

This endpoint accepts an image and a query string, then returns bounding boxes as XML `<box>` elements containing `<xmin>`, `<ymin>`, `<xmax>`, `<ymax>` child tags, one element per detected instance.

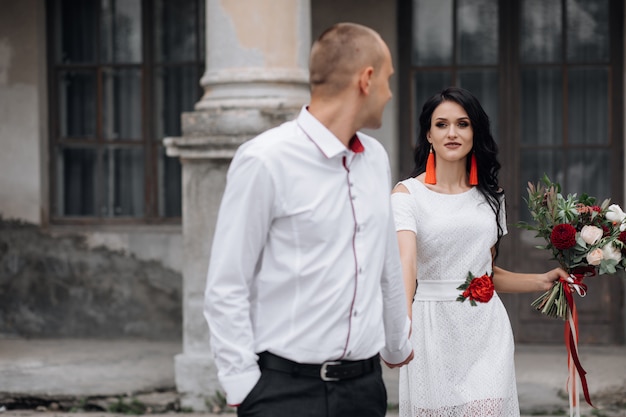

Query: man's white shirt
<box><xmin>204</xmin><ymin>107</ymin><xmax>412</xmax><ymax>405</ymax></box>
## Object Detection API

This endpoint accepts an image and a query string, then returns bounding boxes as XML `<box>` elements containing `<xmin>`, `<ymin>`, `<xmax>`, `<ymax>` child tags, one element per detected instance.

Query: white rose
<box><xmin>602</xmin><ymin>243</ymin><xmax>622</xmax><ymax>263</ymax></box>
<box><xmin>606</xmin><ymin>204</ymin><xmax>626</xmax><ymax>231</ymax></box>
<box><xmin>580</xmin><ymin>225</ymin><xmax>603</xmax><ymax>245</ymax></box>
<box><xmin>586</xmin><ymin>248</ymin><xmax>604</xmax><ymax>266</ymax></box>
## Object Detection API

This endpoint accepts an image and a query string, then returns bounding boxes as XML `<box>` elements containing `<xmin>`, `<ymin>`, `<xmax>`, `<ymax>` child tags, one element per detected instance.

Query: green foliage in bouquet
<box><xmin>517</xmin><ymin>174</ymin><xmax>626</xmax><ymax>319</ymax></box>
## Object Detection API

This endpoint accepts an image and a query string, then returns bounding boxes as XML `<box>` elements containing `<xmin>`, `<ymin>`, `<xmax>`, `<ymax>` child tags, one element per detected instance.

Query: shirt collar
<box><xmin>296</xmin><ymin>106</ymin><xmax>365</xmax><ymax>159</ymax></box>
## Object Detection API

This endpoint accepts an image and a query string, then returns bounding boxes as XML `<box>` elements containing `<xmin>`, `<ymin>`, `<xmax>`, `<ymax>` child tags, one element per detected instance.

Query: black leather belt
<box><xmin>258</xmin><ymin>351</ymin><xmax>378</xmax><ymax>382</ymax></box>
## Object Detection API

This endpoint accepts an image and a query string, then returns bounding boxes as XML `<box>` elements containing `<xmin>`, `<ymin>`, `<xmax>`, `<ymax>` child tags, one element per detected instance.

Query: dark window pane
<box><xmin>412</xmin><ymin>0</ymin><xmax>453</xmax><ymax>66</ymax></box>
<box><xmin>519</xmin><ymin>150</ymin><xmax>564</xmax><ymax>222</ymax></box>
<box><xmin>458</xmin><ymin>70</ymin><xmax>499</xmax><ymax>140</ymax></box>
<box><xmin>568</xmin><ymin>68</ymin><xmax>609</xmax><ymax>145</ymax></box>
<box><xmin>198</xmin><ymin>0</ymin><xmax>206</xmax><ymax>61</ymax></box>
<box><xmin>457</xmin><ymin>0</ymin><xmax>498</xmax><ymax>65</ymax></box>
<box><xmin>567</xmin><ymin>0</ymin><xmax>609</xmax><ymax>63</ymax></box>
<box><xmin>57</xmin><ymin>147</ymin><xmax>98</xmax><ymax>216</ymax></box>
<box><xmin>520</xmin><ymin>149</ymin><xmax>611</xmax><ymax>221</ymax></box>
<box><xmin>102</xmin><ymin>147</ymin><xmax>144</xmax><ymax>217</ymax></box>
<box><xmin>54</xmin><ymin>0</ymin><xmax>98</xmax><ymax>63</ymax></box>
<box><xmin>414</xmin><ymin>71</ymin><xmax>452</xmax><ymax>142</ymax></box>
<box><xmin>521</xmin><ymin>0</ymin><xmax>562</xmax><ymax>63</ymax></box>
<box><xmin>520</xmin><ymin>69</ymin><xmax>563</xmax><ymax>146</ymax></box>
<box><xmin>50</xmin><ymin>0</ymin><xmax>204</xmax><ymax>221</ymax></box>
<box><xmin>59</xmin><ymin>70</ymin><xmax>97</xmax><ymax>138</ymax></box>
<box><xmin>154</xmin><ymin>66</ymin><xmax>200</xmax><ymax>138</ymax></box>
<box><xmin>102</xmin><ymin>68</ymin><xmax>142</xmax><ymax>140</ymax></box>
<box><xmin>414</xmin><ymin>72</ymin><xmax>452</xmax><ymax>111</ymax></box>
<box><xmin>158</xmin><ymin>147</ymin><xmax>181</xmax><ymax>217</ymax></box>
<box><xmin>567</xmin><ymin>149</ymin><xmax>610</xmax><ymax>201</ymax></box>
<box><xmin>101</xmin><ymin>0</ymin><xmax>142</xmax><ymax>63</ymax></box>
<box><xmin>154</xmin><ymin>0</ymin><xmax>199</xmax><ymax>62</ymax></box>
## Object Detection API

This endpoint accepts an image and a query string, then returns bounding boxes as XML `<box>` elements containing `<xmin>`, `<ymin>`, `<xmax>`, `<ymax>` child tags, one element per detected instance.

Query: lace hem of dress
<box><xmin>401</xmin><ymin>397</ymin><xmax>519</xmax><ymax>417</ymax></box>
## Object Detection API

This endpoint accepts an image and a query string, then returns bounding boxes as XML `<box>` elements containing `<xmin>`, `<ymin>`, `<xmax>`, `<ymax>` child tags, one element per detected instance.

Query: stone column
<box><xmin>164</xmin><ymin>0</ymin><xmax>311</xmax><ymax>411</ymax></box>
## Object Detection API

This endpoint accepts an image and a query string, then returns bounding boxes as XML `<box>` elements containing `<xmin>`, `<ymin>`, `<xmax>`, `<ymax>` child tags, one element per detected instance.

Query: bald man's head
<box><xmin>309</xmin><ymin>23</ymin><xmax>386</xmax><ymax>96</ymax></box>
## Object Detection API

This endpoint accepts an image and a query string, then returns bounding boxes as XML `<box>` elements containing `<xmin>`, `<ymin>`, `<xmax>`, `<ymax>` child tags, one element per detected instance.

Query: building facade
<box><xmin>0</xmin><ymin>0</ymin><xmax>624</xmax><ymax>409</ymax></box>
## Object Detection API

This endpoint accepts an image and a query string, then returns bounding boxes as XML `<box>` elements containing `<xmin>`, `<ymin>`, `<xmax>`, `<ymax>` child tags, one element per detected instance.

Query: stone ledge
<box><xmin>163</xmin><ymin>136</ymin><xmax>247</xmax><ymax>160</ymax></box>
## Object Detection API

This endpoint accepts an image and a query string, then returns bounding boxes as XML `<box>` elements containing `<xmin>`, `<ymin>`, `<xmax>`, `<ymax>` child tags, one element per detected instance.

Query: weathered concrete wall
<box><xmin>0</xmin><ymin>0</ymin><xmax>45</xmax><ymax>225</ymax></box>
<box><xmin>0</xmin><ymin>0</ymin><xmax>184</xmax><ymax>342</ymax></box>
<box><xmin>0</xmin><ymin>217</ymin><xmax>182</xmax><ymax>340</ymax></box>
<box><xmin>50</xmin><ymin>227</ymin><xmax>184</xmax><ymax>274</ymax></box>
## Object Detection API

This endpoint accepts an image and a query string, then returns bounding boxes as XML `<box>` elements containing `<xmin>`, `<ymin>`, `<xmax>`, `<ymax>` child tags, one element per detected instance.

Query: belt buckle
<box><xmin>320</xmin><ymin>360</ymin><xmax>341</xmax><ymax>381</ymax></box>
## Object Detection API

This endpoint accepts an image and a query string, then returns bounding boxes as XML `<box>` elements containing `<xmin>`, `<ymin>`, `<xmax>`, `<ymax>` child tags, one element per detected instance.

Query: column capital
<box><xmin>163</xmin><ymin>105</ymin><xmax>301</xmax><ymax>160</ymax></box>
<box><xmin>163</xmin><ymin>135</ymin><xmax>245</xmax><ymax>160</ymax></box>
<box><xmin>200</xmin><ymin>67</ymin><xmax>309</xmax><ymax>86</ymax></box>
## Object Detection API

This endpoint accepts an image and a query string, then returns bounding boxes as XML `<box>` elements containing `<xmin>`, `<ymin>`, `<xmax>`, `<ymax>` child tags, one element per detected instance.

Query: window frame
<box><xmin>398</xmin><ymin>0</ymin><xmax>625</xmax><ymax>344</ymax></box>
<box><xmin>398</xmin><ymin>0</ymin><xmax>623</xmax><ymax>207</ymax></box>
<box><xmin>46</xmin><ymin>0</ymin><xmax>205</xmax><ymax>225</ymax></box>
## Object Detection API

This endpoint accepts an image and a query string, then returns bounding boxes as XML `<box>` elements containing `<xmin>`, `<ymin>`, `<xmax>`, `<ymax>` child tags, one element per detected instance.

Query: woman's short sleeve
<box><xmin>391</xmin><ymin>191</ymin><xmax>417</xmax><ymax>234</ymax></box>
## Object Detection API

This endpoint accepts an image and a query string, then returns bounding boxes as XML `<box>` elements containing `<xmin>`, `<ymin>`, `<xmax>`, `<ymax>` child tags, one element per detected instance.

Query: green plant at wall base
<box><xmin>69</xmin><ymin>397</ymin><xmax>89</xmax><ymax>413</ymax></box>
<box><xmin>205</xmin><ymin>390</ymin><xmax>234</xmax><ymax>414</ymax></box>
<box><xmin>107</xmin><ymin>397</ymin><xmax>147</xmax><ymax>415</ymax></box>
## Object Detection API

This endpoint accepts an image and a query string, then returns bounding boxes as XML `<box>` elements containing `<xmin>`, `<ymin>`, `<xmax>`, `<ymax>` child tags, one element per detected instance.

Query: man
<box><xmin>204</xmin><ymin>22</ymin><xmax>413</xmax><ymax>417</ymax></box>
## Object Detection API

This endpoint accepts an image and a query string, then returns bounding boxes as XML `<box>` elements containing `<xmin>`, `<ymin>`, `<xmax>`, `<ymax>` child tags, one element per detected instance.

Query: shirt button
<box><xmin>351</xmin><ymin>195</ymin><xmax>356</xmax><ymax>200</ymax></box>
<box><xmin>353</xmin><ymin>310</ymin><xmax>358</xmax><ymax>317</ymax></box>
<box><xmin>358</xmin><ymin>267</ymin><xmax>363</xmax><ymax>274</ymax></box>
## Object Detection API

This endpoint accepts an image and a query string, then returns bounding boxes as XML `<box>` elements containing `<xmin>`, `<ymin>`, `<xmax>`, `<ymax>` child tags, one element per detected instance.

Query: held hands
<box><xmin>382</xmin><ymin>349</ymin><xmax>414</xmax><ymax>369</ymax></box>
<box><xmin>538</xmin><ymin>267</ymin><xmax>570</xmax><ymax>292</ymax></box>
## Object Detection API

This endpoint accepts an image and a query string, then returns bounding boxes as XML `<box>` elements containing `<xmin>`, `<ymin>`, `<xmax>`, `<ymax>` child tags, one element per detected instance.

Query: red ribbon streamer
<box><xmin>559</xmin><ymin>272</ymin><xmax>594</xmax><ymax>409</ymax></box>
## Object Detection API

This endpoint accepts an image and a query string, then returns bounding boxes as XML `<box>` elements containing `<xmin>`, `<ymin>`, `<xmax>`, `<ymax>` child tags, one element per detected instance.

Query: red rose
<box><xmin>462</xmin><ymin>274</ymin><xmax>494</xmax><ymax>303</ymax></box>
<box><xmin>550</xmin><ymin>223</ymin><xmax>577</xmax><ymax>250</ymax></box>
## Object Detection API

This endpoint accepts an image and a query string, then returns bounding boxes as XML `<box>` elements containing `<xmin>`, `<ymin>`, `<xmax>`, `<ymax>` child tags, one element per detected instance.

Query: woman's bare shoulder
<box><xmin>393</xmin><ymin>175</ymin><xmax>424</xmax><ymax>194</ymax></box>
<box><xmin>392</xmin><ymin>182</ymin><xmax>410</xmax><ymax>194</ymax></box>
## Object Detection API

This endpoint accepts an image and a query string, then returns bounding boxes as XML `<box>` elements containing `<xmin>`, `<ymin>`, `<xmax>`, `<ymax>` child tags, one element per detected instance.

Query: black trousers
<box><xmin>237</xmin><ymin>358</ymin><xmax>387</xmax><ymax>417</ymax></box>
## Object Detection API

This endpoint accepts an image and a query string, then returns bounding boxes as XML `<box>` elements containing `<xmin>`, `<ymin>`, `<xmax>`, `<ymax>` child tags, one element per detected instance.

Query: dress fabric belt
<box><xmin>414</xmin><ymin>280</ymin><xmax>499</xmax><ymax>301</ymax></box>
<box><xmin>257</xmin><ymin>351</ymin><xmax>378</xmax><ymax>382</ymax></box>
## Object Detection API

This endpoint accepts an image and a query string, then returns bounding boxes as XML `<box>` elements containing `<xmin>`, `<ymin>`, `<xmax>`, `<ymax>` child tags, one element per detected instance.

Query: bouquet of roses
<box><xmin>519</xmin><ymin>175</ymin><xmax>626</xmax><ymax>416</ymax></box>
<box><xmin>518</xmin><ymin>175</ymin><xmax>626</xmax><ymax>319</ymax></box>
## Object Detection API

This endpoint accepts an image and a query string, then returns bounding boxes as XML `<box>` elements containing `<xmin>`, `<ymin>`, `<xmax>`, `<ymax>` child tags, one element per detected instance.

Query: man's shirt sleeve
<box><xmin>380</xmin><ymin>200</ymin><xmax>413</xmax><ymax>364</ymax></box>
<box><xmin>203</xmin><ymin>145</ymin><xmax>275</xmax><ymax>405</ymax></box>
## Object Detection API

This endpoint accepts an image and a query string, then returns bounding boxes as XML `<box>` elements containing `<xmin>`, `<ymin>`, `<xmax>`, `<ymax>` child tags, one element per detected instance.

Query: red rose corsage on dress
<box><xmin>456</xmin><ymin>271</ymin><xmax>495</xmax><ymax>306</ymax></box>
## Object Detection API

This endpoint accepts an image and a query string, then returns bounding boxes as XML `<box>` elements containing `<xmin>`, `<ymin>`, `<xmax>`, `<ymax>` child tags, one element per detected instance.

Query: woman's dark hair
<box><xmin>411</xmin><ymin>86</ymin><xmax>505</xmax><ymax>258</ymax></box>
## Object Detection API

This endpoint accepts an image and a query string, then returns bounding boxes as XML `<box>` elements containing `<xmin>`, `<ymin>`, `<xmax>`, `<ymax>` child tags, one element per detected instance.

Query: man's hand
<box><xmin>382</xmin><ymin>349</ymin><xmax>414</xmax><ymax>368</ymax></box>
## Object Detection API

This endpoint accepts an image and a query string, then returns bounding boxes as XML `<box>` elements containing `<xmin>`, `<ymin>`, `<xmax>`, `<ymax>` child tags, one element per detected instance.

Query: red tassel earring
<box><xmin>469</xmin><ymin>152</ymin><xmax>478</xmax><ymax>186</ymax></box>
<box><xmin>425</xmin><ymin>144</ymin><xmax>436</xmax><ymax>184</ymax></box>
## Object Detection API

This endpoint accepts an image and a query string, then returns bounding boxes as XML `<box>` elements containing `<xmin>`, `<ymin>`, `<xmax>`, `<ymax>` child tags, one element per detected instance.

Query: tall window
<box><xmin>518</xmin><ymin>0</ymin><xmax>618</xmax><ymax>219</ymax></box>
<box><xmin>48</xmin><ymin>0</ymin><xmax>205</xmax><ymax>223</ymax></box>
<box><xmin>400</xmin><ymin>0</ymin><xmax>624</xmax><ymax>344</ymax></box>
<box><xmin>401</xmin><ymin>0</ymin><xmax>622</xmax><ymax>213</ymax></box>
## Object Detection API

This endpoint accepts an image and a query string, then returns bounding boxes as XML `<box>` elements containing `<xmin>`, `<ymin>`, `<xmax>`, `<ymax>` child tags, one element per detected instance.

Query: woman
<box><xmin>392</xmin><ymin>87</ymin><xmax>568</xmax><ymax>416</ymax></box>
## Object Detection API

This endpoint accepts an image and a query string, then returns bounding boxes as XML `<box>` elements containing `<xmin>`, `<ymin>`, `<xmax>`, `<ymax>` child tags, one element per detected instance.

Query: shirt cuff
<box><xmin>219</xmin><ymin>367</ymin><xmax>262</xmax><ymax>407</ymax></box>
<box><xmin>380</xmin><ymin>317</ymin><xmax>413</xmax><ymax>365</ymax></box>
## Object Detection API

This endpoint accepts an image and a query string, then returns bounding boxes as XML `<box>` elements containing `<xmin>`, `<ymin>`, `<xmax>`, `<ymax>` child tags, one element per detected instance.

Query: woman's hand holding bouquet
<box><xmin>518</xmin><ymin>175</ymin><xmax>626</xmax><ymax>319</ymax></box>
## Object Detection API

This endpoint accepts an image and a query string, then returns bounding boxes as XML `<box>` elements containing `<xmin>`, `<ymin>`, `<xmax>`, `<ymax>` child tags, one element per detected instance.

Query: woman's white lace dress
<box><xmin>391</xmin><ymin>178</ymin><xmax>519</xmax><ymax>417</ymax></box>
